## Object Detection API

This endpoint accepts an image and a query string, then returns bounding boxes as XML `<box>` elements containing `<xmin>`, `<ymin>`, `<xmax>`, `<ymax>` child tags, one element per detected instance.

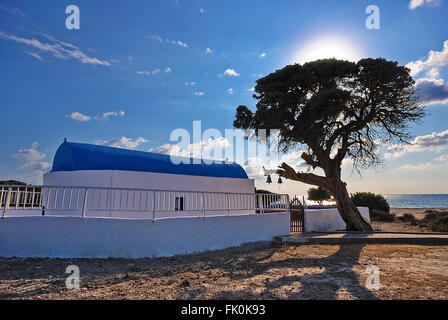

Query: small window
<box><xmin>175</xmin><ymin>196</ymin><xmax>184</xmax><ymax>211</ymax></box>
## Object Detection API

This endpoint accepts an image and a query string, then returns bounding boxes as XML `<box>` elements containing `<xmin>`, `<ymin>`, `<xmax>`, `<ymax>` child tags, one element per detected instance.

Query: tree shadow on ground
<box><xmin>210</xmin><ymin>241</ymin><xmax>378</xmax><ymax>300</ymax></box>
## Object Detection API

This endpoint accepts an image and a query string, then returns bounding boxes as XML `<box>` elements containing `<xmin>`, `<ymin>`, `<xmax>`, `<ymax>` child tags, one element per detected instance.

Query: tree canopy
<box><xmin>307</xmin><ymin>187</ymin><xmax>332</xmax><ymax>205</ymax></box>
<box><xmin>234</xmin><ymin>58</ymin><xmax>424</xmax><ymax>230</ymax></box>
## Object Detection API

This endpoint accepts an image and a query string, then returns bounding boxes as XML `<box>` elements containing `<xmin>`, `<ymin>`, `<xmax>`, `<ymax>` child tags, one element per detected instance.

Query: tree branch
<box><xmin>276</xmin><ymin>162</ymin><xmax>331</xmax><ymax>190</ymax></box>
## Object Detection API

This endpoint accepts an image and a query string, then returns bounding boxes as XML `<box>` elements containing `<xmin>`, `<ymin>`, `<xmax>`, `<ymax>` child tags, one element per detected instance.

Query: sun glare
<box><xmin>293</xmin><ymin>37</ymin><xmax>362</xmax><ymax>64</ymax></box>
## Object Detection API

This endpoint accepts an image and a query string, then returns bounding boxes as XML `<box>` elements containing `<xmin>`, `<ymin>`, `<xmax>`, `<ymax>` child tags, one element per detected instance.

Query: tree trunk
<box><xmin>277</xmin><ymin>162</ymin><xmax>372</xmax><ymax>231</ymax></box>
<box><xmin>331</xmin><ymin>180</ymin><xmax>373</xmax><ymax>231</ymax></box>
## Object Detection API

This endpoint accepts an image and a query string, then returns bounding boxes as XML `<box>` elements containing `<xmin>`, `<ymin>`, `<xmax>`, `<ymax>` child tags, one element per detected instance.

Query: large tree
<box><xmin>234</xmin><ymin>58</ymin><xmax>424</xmax><ymax>231</ymax></box>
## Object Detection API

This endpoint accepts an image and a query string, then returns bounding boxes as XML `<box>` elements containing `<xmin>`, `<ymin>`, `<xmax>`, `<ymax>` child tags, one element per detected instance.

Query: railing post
<box><xmin>0</xmin><ymin>186</ymin><xmax>3</xmax><ymax>209</ymax></box>
<box><xmin>31</xmin><ymin>188</ymin><xmax>35</xmax><ymax>210</ymax></box>
<box><xmin>152</xmin><ymin>191</ymin><xmax>156</xmax><ymax>222</ymax></box>
<box><xmin>258</xmin><ymin>194</ymin><xmax>264</xmax><ymax>215</ymax></box>
<box><xmin>201</xmin><ymin>192</ymin><xmax>205</xmax><ymax>219</ymax></box>
<box><xmin>15</xmin><ymin>187</ymin><xmax>19</xmax><ymax>210</ymax></box>
<box><xmin>227</xmin><ymin>193</ymin><xmax>230</xmax><ymax>216</ymax></box>
<box><xmin>2</xmin><ymin>187</ymin><xmax>12</xmax><ymax>219</ymax></box>
<box><xmin>82</xmin><ymin>188</ymin><xmax>88</xmax><ymax>219</ymax></box>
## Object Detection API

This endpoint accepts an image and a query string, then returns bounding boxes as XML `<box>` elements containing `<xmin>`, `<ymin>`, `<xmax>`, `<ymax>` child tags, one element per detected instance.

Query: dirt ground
<box><xmin>1</xmin><ymin>242</ymin><xmax>448</xmax><ymax>300</ymax></box>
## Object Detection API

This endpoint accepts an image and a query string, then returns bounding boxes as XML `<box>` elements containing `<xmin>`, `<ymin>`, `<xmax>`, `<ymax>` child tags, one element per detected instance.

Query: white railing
<box><xmin>1</xmin><ymin>185</ymin><xmax>290</xmax><ymax>220</ymax></box>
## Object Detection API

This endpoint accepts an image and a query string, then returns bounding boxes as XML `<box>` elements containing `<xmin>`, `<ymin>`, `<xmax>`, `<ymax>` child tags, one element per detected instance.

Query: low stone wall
<box><xmin>0</xmin><ymin>213</ymin><xmax>290</xmax><ymax>258</ymax></box>
<box><xmin>305</xmin><ymin>207</ymin><xmax>370</xmax><ymax>232</ymax></box>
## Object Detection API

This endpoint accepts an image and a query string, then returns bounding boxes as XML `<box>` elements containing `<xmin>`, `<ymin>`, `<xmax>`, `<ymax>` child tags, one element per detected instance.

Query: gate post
<box><xmin>286</xmin><ymin>194</ymin><xmax>291</xmax><ymax>215</ymax></box>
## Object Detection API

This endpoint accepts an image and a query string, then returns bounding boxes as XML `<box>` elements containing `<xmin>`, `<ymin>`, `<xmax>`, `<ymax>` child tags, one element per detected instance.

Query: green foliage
<box><xmin>234</xmin><ymin>58</ymin><xmax>423</xmax><ymax>170</ymax></box>
<box><xmin>402</xmin><ymin>213</ymin><xmax>416</xmax><ymax>222</ymax></box>
<box><xmin>307</xmin><ymin>187</ymin><xmax>331</xmax><ymax>205</ymax></box>
<box><xmin>428</xmin><ymin>216</ymin><xmax>448</xmax><ymax>232</ymax></box>
<box><xmin>351</xmin><ymin>192</ymin><xmax>390</xmax><ymax>213</ymax></box>
<box><xmin>371</xmin><ymin>209</ymin><xmax>395</xmax><ymax>221</ymax></box>
<box><xmin>0</xmin><ymin>180</ymin><xmax>26</xmax><ymax>186</ymax></box>
<box><xmin>422</xmin><ymin>210</ymin><xmax>448</xmax><ymax>222</ymax></box>
<box><xmin>255</xmin><ymin>188</ymin><xmax>274</xmax><ymax>194</ymax></box>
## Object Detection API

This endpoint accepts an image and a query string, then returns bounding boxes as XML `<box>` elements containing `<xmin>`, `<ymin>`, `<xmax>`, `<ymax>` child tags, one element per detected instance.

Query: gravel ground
<box><xmin>1</xmin><ymin>242</ymin><xmax>448</xmax><ymax>300</ymax></box>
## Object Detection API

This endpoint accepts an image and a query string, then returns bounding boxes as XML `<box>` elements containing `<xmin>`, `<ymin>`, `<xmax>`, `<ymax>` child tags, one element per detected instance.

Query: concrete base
<box><xmin>305</xmin><ymin>207</ymin><xmax>370</xmax><ymax>232</ymax></box>
<box><xmin>0</xmin><ymin>213</ymin><xmax>290</xmax><ymax>258</ymax></box>
<box><xmin>282</xmin><ymin>232</ymin><xmax>448</xmax><ymax>245</ymax></box>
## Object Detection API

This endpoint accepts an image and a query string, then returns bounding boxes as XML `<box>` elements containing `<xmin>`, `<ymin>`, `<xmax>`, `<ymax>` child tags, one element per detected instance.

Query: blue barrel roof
<box><xmin>51</xmin><ymin>142</ymin><xmax>249</xmax><ymax>179</ymax></box>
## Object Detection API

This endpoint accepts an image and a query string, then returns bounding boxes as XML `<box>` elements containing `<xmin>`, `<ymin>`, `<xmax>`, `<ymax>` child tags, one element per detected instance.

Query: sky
<box><xmin>1</xmin><ymin>0</ymin><xmax>448</xmax><ymax>196</ymax></box>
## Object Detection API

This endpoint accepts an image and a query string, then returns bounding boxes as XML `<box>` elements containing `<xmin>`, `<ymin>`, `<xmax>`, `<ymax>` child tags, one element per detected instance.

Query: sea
<box><xmin>384</xmin><ymin>194</ymin><xmax>448</xmax><ymax>208</ymax></box>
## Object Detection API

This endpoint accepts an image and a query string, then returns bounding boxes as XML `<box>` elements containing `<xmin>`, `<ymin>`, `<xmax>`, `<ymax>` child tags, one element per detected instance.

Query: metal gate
<box><xmin>290</xmin><ymin>196</ymin><xmax>305</xmax><ymax>232</ymax></box>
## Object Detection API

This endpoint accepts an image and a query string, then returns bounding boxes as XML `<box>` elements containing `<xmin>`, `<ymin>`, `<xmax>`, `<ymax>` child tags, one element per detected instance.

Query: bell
<box><xmin>277</xmin><ymin>176</ymin><xmax>283</xmax><ymax>184</ymax></box>
<box><xmin>266</xmin><ymin>175</ymin><xmax>272</xmax><ymax>184</ymax></box>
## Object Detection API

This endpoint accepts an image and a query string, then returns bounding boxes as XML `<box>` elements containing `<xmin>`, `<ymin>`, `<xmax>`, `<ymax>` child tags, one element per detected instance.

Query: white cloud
<box><xmin>200</xmin><ymin>8</ymin><xmax>205</xmax><ymax>14</ymax></box>
<box><xmin>205</xmin><ymin>47</ymin><xmax>213</xmax><ymax>54</ymax></box>
<box><xmin>184</xmin><ymin>81</ymin><xmax>196</xmax><ymax>86</ymax></box>
<box><xmin>425</xmin><ymin>68</ymin><xmax>440</xmax><ymax>79</ymax></box>
<box><xmin>194</xmin><ymin>91</ymin><xmax>205</xmax><ymax>96</ymax></box>
<box><xmin>385</xmin><ymin>129</ymin><xmax>448</xmax><ymax>158</ymax></box>
<box><xmin>259</xmin><ymin>52</ymin><xmax>267</xmax><ymax>58</ymax></box>
<box><xmin>406</xmin><ymin>40</ymin><xmax>448</xmax><ymax>75</ymax></box>
<box><xmin>0</xmin><ymin>3</ymin><xmax>26</xmax><ymax>16</ymax></box>
<box><xmin>220</xmin><ymin>68</ymin><xmax>240</xmax><ymax>77</ymax></box>
<box><xmin>95</xmin><ymin>137</ymin><xmax>148</xmax><ymax>150</ymax></box>
<box><xmin>0</xmin><ymin>31</ymin><xmax>111</xmax><ymax>66</ymax></box>
<box><xmin>15</xmin><ymin>142</ymin><xmax>51</xmax><ymax>175</ymax></box>
<box><xmin>401</xmin><ymin>162</ymin><xmax>433</xmax><ymax>170</ymax></box>
<box><xmin>137</xmin><ymin>68</ymin><xmax>169</xmax><ymax>75</ymax></box>
<box><xmin>408</xmin><ymin>0</ymin><xmax>438</xmax><ymax>9</ymax></box>
<box><xmin>242</xmin><ymin>157</ymin><xmax>265</xmax><ymax>180</ymax></box>
<box><xmin>150</xmin><ymin>143</ymin><xmax>182</xmax><ymax>155</ymax></box>
<box><xmin>147</xmin><ymin>35</ymin><xmax>163</xmax><ymax>42</ymax></box>
<box><xmin>27</xmin><ymin>51</ymin><xmax>43</xmax><ymax>61</ymax></box>
<box><xmin>67</xmin><ymin>110</ymin><xmax>125</xmax><ymax>122</ymax></box>
<box><xmin>95</xmin><ymin>110</ymin><xmax>125</xmax><ymax>120</ymax></box>
<box><xmin>415</xmin><ymin>77</ymin><xmax>448</xmax><ymax>105</ymax></box>
<box><xmin>247</xmin><ymin>87</ymin><xmax>255</xmax><ymax>92</ymax></box>
<box><xmin>147</xmin><ymin>35</ymin><xmax>188</xmax><ymax>48</ymax></box>
<box><xmin>150</xmin><ymin>137</ymin><xmax>229</xmax><ymax>160</ymax></box>
<box><xmin>435</xmin><ymin>154</ymin><xmax>448</xmax><ymax>162</ymax></box>
<box><xmin>171</xmin><ymin>40</ymin><xmax>188</xmax><ymax>48</ymax></box>
<box><xmin>241</xmin><ymin>151</ymin><xmax>307</xmax><ymax>181</ymax></box>
<box><xmin>67</xmin><ymin>112</ymin><xmax>91</xmax><ymax>122</ymax></box>
<box><xmin>227</xmin><ymin>88</ymin><xmax>234</xmax><ymax>95</ymax></box>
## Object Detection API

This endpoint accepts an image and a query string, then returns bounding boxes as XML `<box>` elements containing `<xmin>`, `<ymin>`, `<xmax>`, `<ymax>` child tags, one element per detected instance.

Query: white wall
<box><xmin>0</xmin><ymin>213</ymin><xmax>290</xmax><ymax>258</ymax></box>
<box><xmin>44</xmin><ymin>170</ymin><xmax>254</xmax><ymax>194</ymax></box>
<box><xmin>305</xmin><ymin>207</ymin><xmax>370</xmax><ymax>232</ymax></box>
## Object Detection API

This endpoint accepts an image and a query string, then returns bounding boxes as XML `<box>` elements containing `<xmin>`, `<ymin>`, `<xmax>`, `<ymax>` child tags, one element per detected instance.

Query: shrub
<box><xmin>307</xmin><ymin>187</ymin><xmax>332</xmax><ymax>205</ymax></box>
<box><xmin>400</xmin><ymin>213</ymin><xmax>416</xmax><ymax>222</ymax></box>
<box><xmin>351</xmin><ymin>192</ymin><xmax>390</xmax><ymax>213</ymax></box>
<box><xmin>371</xmin><ymin>209</ymin><xmax>395</xmax><ymax>221</ymax></box>
<box><xmin>422</xmin><ymin>210</ymin><xmax>448</xmax><ymax>222</ymax></box>
<box><xmin>428</xmin><ymin>216</ymin><xmax>448</xmax><ymax>232</ymax></box>
<box><xmin>0</xmin><ymin>180</ymin><xmax>26</xmax><ymax>186</ymax></box>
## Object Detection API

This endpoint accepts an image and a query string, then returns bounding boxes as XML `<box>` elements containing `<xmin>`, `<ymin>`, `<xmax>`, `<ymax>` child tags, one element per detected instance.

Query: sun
<box><xmin>293</xmin><ymin>37</ymin><xmax>363</xmax><ymax>64</ymax></box>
